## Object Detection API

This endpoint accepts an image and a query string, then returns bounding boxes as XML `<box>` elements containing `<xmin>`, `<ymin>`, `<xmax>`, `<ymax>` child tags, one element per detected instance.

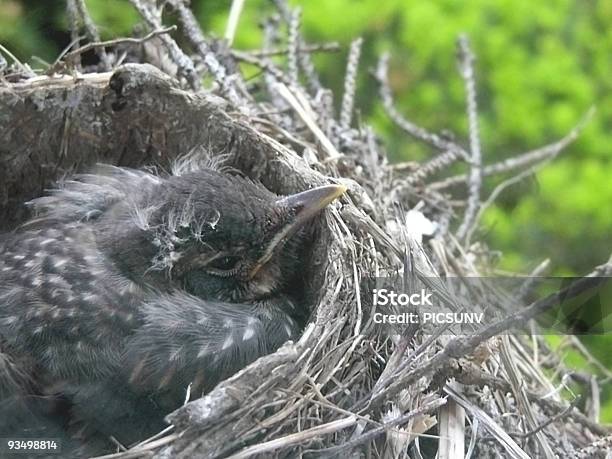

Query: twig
<box><xmin>455</xmin><ymin>35</ymin><xmax>483</xmax><ymax>243</ymax></box>
<box><xmin>65</xmin><ymin>0</ymin><xmax>82</xmax><ymax>66</ymax></box>
<box><xmin>133</xmin><ymin>426</ymin><xmax>174</xmax><ymax>449</ymax></box>
<box><xmin>0</xmin><ymin>43</ymin><xmax>35</xmax><ymax>77</ymax></box>
<box><xmin>272</xmin><ymin>0</ymin><xmax>322</xmax><ymax>93</ymax></box>
<box><xmin>339</xmin><ymin>37</ymin><xmax>363</xmax><ymax>129</ymax></box>
<box><xmin>315</xmin><ymin>397</ymin><xmax>446</xmax><ymax>457</ymax></box>
<box><xmin>167</xmin><ymin>0</ymin><xmax>246</xmax><ymax>106</ymax></box>
<box><xmin>287</xmin><ymin>7</ymin><xmax>301</xmax><ymax>87</ymax></box>
<box><xmin>90</xmin><ymin>433</ymin><xmax>178</xmax><ymax>459</ymax></box>
<box><xmin>232</xmin><ymin>50</ymin><xmax>290</xmax><ymax>84</ymax></box>
<box><xmin>375</xmin><ymin>52</ymin><xmax>469</xmax><ymax>158</ymax></box>
<box><xmin>48</xmin><ymin>26</ymin><xmax>177</xmax><ymax>75</ymax></box>
<box><xmin>129</xmin><ymin>0</ymin><xmax>200</xmax><ymax>90</ymax></box>
<box><xmin>407</xmin><ymin>148</ymin><xmax>465</xmax><ymax>184</ymax></box>
<box><xmin>275</xmin><ymin>82</ymin><xmax>341</xmax><ymax>158</ymax></box>
<box><xmin>225</xmin><ymin>0</ymin><xmax>246</xmax><ymax>46</ymax></box>
<box><xmin>69</xmin><ymin>0</ymin><xmax>112</xmax><ymax>70</ymax></box>
<box><xmin>445</xmin><ymin>385</ymin><xmax>531</xmax><ymax>459</ymax></box>
<box><xmin>108</xmin><ymin>436</ymin><xmax>127</xmax><ymax>452</ymax></box>
<box><xmin>464</xmin><ymin>159</ymin><xmax>547</xmax><ymax>245</ymax></box>
<box><xmin>245</xmin><ymin>42</ymin><xmax>340</xmax><ymax>58</ymax></box>
<box><xmin>225</xmin><ymin>416</ymin><xmax>358</xmax><ymax>458</ymax></box>
<box><xmin>430</xmin><ymin>108</ymin><xmax>594</xmax><ymax>190</ymax></box>
<box><xmin>258</xmin><ymin>14</ymin><xmax>285</xmax><ymax>106</ymax></box>
<box><xmin>442</xmin><ymin>262</ymin><xmax>611</xmax><ymax>361</ymax></box>
<box><xmin>499</xmin><ymin>335</ymin><xmax>556</xmax><ymax>458</ymax></box>
<box><xmin>510</xmin><ymin>403</ymin><xmax>574</xmax><ymax>439</ymax></box>
<box><xmin>297</xmin><ymin>40</ymin><xmax>323</xmax><ymax>94</ymax></box>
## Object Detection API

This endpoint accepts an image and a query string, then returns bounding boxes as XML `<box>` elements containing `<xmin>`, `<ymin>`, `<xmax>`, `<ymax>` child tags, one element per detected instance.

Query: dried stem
<box><xmin>129</xmin><ymin>0</ymin><xmax>200</xmax><ymax>89</ymax></box>
<box><xmin>287</xmin><ymin>8</ymin><xmax>301</xmax><ymax>87</ymax></box>
<box><xmin>375</xmin><ymin>52</ymin><xmax>469</xmax><ymax>158</ymax></box>
<box><xmin>273</xmin><ymin>0</ymin><xmax>322</xmax><ymax>93</ymax></box>
<box><xmin>464</xmin><ymin>159</ymin><xmax>548</xmax><ymax>245</ymax></box>
<box><xmin>455</xmin><ymin>35</ymin><xmax>482</xmax><ymax>243</ymax></box>
<box><xmin>227</xmin><ymin>416</ymin><xmax>358</xmax><ymax>458</ymax></box>
<box><xmin>70</xmin><ymin>0</ymin><xmax>112</xmax><ymax>70</ymax></box>
<box><xmin>339</xmin><ymin>37</ymin><xmax>363</xmax><ymax>129</ymax></box>
<box><xmin>430</xmin><ymin>108</ymin><xmax>594</xmax><ymax>190</ymax></box>
<box><xmin>48</xmin><ymin>26</ymin><xmax>176</xmax><ymax>74</ymax></box>
<box><xmin>245</xmin><ymin>42</ymin><xmax>340</xmax><ymax>58</ymax></box>
<box><xmin>0</xmin><ymin>43</ymin><xmax>34</xmax><ymax>77</ymax></box>
<box><xmin>315</xmin><ymin>397</ymin><xmax>446</xmax><ymax>457</ymax></box>
<box><xmin>167</xmin><ymin>0</ymin><xmax>247</xmax><ymax>106</ymax></box>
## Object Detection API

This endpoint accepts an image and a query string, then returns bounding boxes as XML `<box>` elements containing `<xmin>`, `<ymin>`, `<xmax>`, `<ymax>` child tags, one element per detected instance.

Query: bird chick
<box><xmin>0</xmin><ymin>159</ymin><xmax>345</xmax><ymax>450</ymax></box>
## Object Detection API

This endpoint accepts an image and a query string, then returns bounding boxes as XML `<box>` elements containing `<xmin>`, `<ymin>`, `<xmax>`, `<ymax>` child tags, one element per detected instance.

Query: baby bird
<box><xmin>0</xmin><ymin>158</ymin><xmax>345</xmax><ymax>452</ymax></box>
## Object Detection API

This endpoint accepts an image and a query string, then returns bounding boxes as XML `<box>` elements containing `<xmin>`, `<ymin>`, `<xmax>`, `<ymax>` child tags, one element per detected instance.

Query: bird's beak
<box><xmin>277</xmin><ymin>184</ymin><xmax>348</xmax><ymax>229</ymax></box>
<box><xmin>248</xmin><ymin>183</ymin><xmax>347</xmax><ymax>279</ymax></box>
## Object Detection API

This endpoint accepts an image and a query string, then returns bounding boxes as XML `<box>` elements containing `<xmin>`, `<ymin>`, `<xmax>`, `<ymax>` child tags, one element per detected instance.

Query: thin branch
<box><xmin>510</xmin><ymin>403</ymin><xmax>574</xmax><ymax>439</ymax></box>
<box><xmin>464</xmin><ymin>158</ymin><xmax>549</xmax><ymax>245</ymax></box>
<box><xmin>65</xmin><ymin>0</ymin><xmax>82</xmax><ymax>67</ymax></box>
<box><xmin>569</xmin><ymin>336</ymin><xmax>612</xmax><ymax>384</ymax></box>
<box><xmin>287</xmin><ymin>7</ymin><xmax>301</xmax><ymax>86</ymax></box>
<box><xmin>90</xmin><ymin>433</ymin><xmax>178</xmax><ymax>459</ymax></box>
<box><xmin>129</xmin><ymin>0</ymin><xmax>200</xmax><ymax>90</ymax></box>
<box><xmin>297</xmin><ymin>39</ymin><xmax>323</xmax><ymax>94</ymax></box>
<box><xmin>442</xmin><ymin>261</ymin><xmax>611</xmax><ymax>361</ymax></box>
<box><xmin>375</xmin><ymin>52</ymin><xmax>469</xmax><ymax>158</ymax></box>
<box><xmin>272</xmin><ymin>0</ymin><xmax>322</xmax><ymax>93</ymax></box>
<box><xmin>275</xmin><ymin>82</ymin><xmax>342</xmax><ymax>158</ymax></box>
<box><xmin>315</xmin><ymin>397</ymin><xmax>446</xmax><ymax>457</ymax></box>
<box><xmin>0</xmin><ymin>44</ymin><xmax>35</xmax><ymax>77</ymax></box>
<box><xmin>232</xmin><ymin>50</ymin><xmax>290</xmax><ymax>84</ymax></box>
<box><xmin>339</xmin><ymin>37</ymin><xmax>363</xmax><ymax>129</ymax></box>
<box><xmin>167</xmin><ymin>0</ymin><xmax>247</xmax><ymax>106</ymax></box>
<box><xmin>245</xmin><ymin>42</ymin><xmax>340</xmax><ymax>58</ymax></box>
<box><xmin>499</xmin><ymin>336</ymin><xmax>556</xmax><ymax>458</ymax></box>
<box><xmin>48</xmin><ymin>26</ymin><xmax>177</xmax><ymax>74</ymax></box>
<box><xmin>455</xmin><ymin>35</ymin><xmax>483</xmax><ymax>243</ymax></box>
<box><xmin>406</xmin><ymin>148</ymin><xmax>465</xmax><ymax>184</ymax></box>
<box><xmin>72</xmin><ymin>0</ymin><xmax>112</xmax><ymax>70</ymax></box>
<box><xmin>430</xmin><ymin>108</ymin><xmax>594</xmax><ymax>190</ymax></box>
<box><xmin>226</xmin><ymin>416</ymin><xmax>358</xmax><ymax>459</ymax></box>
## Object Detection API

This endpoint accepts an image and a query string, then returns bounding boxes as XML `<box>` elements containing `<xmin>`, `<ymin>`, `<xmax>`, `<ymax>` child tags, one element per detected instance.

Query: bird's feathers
<box><xmin>125</xmin><ymin>292</ymin><xmax>299</xmax><ymax>393</ymax></box>
<box><xmin>27</xmin><ymin>165</ymin><xmax>163</xmax><ymax>224</ymax></box>
<box><xmin>0</xmin><ymin>158</ymin><xmax>309</xmax><ymax>453</ymax></box>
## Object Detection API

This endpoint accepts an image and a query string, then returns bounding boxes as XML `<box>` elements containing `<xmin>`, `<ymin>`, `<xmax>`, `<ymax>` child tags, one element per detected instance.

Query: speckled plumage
<box><xmin>0</xmin><ymin>159</ymin><xmax>342</xmax><ymax>453</ymax></box>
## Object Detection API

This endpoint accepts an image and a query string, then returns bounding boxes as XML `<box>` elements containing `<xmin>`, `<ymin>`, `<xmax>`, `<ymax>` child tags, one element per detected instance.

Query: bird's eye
<box><xmin>206</xmin><ymin>255</ymin><xmax>241</xmax><ymax>276</ymax></box>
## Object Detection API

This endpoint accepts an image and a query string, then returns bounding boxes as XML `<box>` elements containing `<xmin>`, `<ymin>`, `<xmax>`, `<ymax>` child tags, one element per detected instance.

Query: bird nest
<box><xmin>1</xmin><ymin>1</ymin><xmax>611</xmax><ymax>458</ymax></box>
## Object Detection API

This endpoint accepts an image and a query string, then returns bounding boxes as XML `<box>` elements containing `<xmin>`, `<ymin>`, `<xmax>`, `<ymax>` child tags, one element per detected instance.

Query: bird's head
<box><xmin>116</xmin><ymin>170</ymin><xmax>346</xmax><ymax>302</ymax></box>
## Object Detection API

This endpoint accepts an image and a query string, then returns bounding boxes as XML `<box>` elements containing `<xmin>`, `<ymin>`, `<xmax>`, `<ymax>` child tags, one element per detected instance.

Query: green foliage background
<box><xmin>1</xmin><ymin>0</ymin><xmax>611</xmax><ymax>419</ymax></box>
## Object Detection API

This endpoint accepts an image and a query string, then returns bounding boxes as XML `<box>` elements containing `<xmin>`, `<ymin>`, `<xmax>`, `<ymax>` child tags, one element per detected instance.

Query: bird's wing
<box><xmin>26</xmin><ymin>165</ymin><xmax>163</xmax><ymax>224</ymax></box>
<box><xmin>123</xmin><ymin>291</ymin><xmax>299</xmax><ymax>397</ymax></box>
